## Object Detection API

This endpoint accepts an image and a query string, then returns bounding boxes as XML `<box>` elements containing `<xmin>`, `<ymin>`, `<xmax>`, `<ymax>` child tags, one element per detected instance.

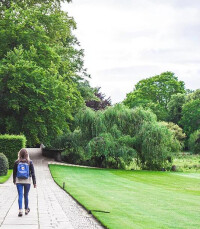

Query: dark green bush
<box><xmin>0</xmin><ymin>153</ymin><xmax>9</xmax><ymax>176</ymax></box>
<box><xmin>61</xmin><ymin>147</ymin><xmax>86</xmax><ymax>165</ymax></box>
<box><xmin>47</xmin><ymin>134</ymin><xmax>70</xmax><ymax>149</ymax></box>
<box><xmin>189</xmin><ymin>130</ymin><xmax>200</xmax><ymax>154</ymax></box>
<box><xmin>0</xmin><ymin>135</ymin><xmax>26</xmax><ymax>168</ymax></box>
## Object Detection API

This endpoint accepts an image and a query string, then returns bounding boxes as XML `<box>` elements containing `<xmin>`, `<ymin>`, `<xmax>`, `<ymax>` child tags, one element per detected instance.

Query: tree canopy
<box><xmin>86</xmin><ymin>87</ymin><xmax>111</xmax><ymax>110</ymax></box>
<box><xmin>167</xmin><ymin>93</ymin><xmax>186</xmax><ymax>124</ymax></box>
<box><xmin>180</xmin><ymin>99</ymin><xmax>200</xmax><ymax>136</ymax></box>
<box><xmin>0</xmin><ymin>0</ymin><xmax>86</xmax><ymax>145</ymax></box>
<box><xmin>124</xmin><ymin>72</ymin><xmax>185</xmax><ymax>120</ymax></box>
<box><xmin>0</xmin><ymin>0</ymin><xmax>72</xmax><ymax>9</ymax></box>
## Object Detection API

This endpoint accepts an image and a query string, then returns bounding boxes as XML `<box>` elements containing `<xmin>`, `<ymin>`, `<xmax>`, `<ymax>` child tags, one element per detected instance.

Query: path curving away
<box><xmin>0</xmin><ymin>148</ymin><xmax>104</xmax><ymax>229</ymax></box>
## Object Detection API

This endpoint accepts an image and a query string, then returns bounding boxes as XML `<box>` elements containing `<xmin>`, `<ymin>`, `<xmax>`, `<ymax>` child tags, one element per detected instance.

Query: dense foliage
<box><xmin>0</xmin><ymin>153</ymin><xmax>9</xmax><ymax>176</ymax></box>
<box><xmin>136</xmin><ymin>122</ymin><xmax>179</xmax><ymax>170</ymax></box>
<box><xmin>0</xmin><ymin>134</ymin><xmax>26</xmax><ymax>168</ymax></box>
<box><xmin>124</xmin><ymin>73</ymin><xmax>200</xmax><ymax>152</ymax></box>
<box><xmin>124</xmin><ymin>72</ymin><xmax>185</xmax><ymax>120</ymax></box>
<box><xmin>188</xmin><ymin>130</ymin><xmax>200</xmax><ymax>154</ymax></box>
<box><xmin>0</xmin><ymin>0</ymin><xmax>72</xmax><ymax>9</ymax></box>
<box><xmin>167</xmin><ymin>93</ymin><xmax>186</xmax><ymax>124</ymax></box>
<box><xmin>61</xmin><ymin>105</ymin><xmax>180</xmax><ymax>170</ymax></box>
<box><xmin>0</xmin><ymin>0</ymin><xmax>87</xmax><ymax>145</ymax></box>
<box><xmin>180</xmin><ymin>96</ymin><xmax>200</xmax><ymax>136</ymax></box>
<box><xmin>161</xmin><ymin>122</ymin><xmax>186</xmax><ymax>149</ymax></box>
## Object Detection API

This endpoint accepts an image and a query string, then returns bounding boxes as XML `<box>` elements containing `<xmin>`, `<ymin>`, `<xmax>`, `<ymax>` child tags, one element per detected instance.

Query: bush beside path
<box><xmin>0</xmin><ymin>148</ymin><xmax>103</xmax><ymax>229</ymax></box>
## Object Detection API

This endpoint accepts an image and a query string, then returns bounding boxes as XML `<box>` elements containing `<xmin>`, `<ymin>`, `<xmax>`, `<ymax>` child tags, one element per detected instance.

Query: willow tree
<box><xmin>75</xmin><ymin>108</ymin><xmax>106</xmax><ymax>142</ymax></box>
<box><xmin>136</xmin><ymin>122</ymin><xmax>180</xmax><ymax>170</ymax></box>
<box><xmin>66</xmin><ymin>104</ymin><xmax>181</xmax><ymax>169</ymax></box>
<box><xmin>87</xmin><ymin>133</ymin><xmax>136</xmax><ymax>168</ymax></box>
<box><xmin>103</xmin><ymin>104</ymin><xmax>157</xmax><ymax>136</ymax></box>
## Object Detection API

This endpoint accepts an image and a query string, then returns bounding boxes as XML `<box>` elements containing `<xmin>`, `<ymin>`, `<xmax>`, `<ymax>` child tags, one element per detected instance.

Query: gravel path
<box><xmin>0</xmin><ymin>148</ymin><xmax>104</xmax><ymax>229</ymax></box>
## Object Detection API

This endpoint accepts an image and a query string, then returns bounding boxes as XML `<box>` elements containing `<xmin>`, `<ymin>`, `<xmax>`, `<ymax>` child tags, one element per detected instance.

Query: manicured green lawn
<box><xmin>49</xmin><ymin>165</ymin><xmax>200</xmax><ymax>229</ymax></box>
<box><xmin>0</xmin><ymin>170</ymin><xmax>12</xmax><ymax>184</ymax></box>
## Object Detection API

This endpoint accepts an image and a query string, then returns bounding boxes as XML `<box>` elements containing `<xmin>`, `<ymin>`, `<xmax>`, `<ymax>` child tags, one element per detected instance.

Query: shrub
<box><xmin>47</xmin><ymin>133</ymin><xmax>70</xmax><ymax>149</ymax></box>
<box><xmin>189</xmin><ymin>130</ymin><xmax>200</xmax><ymax>154</ymax></box>
<box><xmin>0</xmin><ymin>135</ymin><xmax>26</xmax><ymax>168</ymax></box>
<box><xmin>0</xmin><ymin>153</ymin><xmax>9</xmax><ymax>176</ymax></box>
<box><xmin>87</xmin><ymin>133</ymin><xmax>137</xmax><ymax>168</ymax></box>
<box><xmin>61</xmin><ymin>147</ymin><xmax>86</xmax><ymax>165</ymax></box>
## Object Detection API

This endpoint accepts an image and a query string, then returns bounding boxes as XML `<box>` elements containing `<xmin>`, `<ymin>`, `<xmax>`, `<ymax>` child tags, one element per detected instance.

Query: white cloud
<box><xmin>63</xmin><ymin>0</ymin><xmax>200</xmax><ymax>103</ymax></box>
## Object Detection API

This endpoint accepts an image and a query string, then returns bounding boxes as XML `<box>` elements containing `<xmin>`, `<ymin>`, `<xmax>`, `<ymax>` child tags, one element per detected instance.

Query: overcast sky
<box><xmin>62</xmin><ymin>0</ymin><xmax>200</xmax><ymax>104</ymax></box>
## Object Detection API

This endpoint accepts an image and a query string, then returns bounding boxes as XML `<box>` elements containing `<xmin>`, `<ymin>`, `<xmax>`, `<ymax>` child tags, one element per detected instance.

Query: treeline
<box><xmin>52</xmin><ymin>72</ymin><xmax>199</xmax><ymax>170</ymax></box>
<box><xmin>0</xmin><ymin>1</ymin><xmax>199</xmax><ymax>170</ymax></box>
<box><xmin>124</xmin><ymin>72</ymin><xmax>200</xmax><ymax>151</ymax></box>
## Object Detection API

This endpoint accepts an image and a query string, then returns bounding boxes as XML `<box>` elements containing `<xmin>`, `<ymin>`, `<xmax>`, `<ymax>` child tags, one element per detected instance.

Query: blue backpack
<box><xmin>17</xmin><ymin>162</ymin><xmax>30</xmax><ymax>179</ymax></box>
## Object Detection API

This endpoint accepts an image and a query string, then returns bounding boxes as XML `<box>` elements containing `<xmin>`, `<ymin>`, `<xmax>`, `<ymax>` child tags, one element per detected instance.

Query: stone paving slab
<box><xmin>0</xmin><ymin>148</ymin><xmax>104</xmax><ymax>229</ymax></box>
<box><xmin>1</xmin><ymin>225</ymin><xmax>38</xmax><ymax>229</ymax></box>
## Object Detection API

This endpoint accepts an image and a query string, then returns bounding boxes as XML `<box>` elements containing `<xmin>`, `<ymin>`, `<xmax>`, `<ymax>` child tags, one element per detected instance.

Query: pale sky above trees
<box><xmin>63</xmin><ymin>0</ymin><xmax>200</xmax><ymax>103</ymax></box>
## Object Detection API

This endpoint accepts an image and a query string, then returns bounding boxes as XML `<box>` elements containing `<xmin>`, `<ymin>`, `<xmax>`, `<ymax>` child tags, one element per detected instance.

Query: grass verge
<box><xmin>0</xmin><ymin>170</ymin><xmax>12</xmax><ymax>184</ymax></box>
<box><xmin>49</xmin><ymin>165</ymin><xmax>200</xmax><ymax>229</ymax></box>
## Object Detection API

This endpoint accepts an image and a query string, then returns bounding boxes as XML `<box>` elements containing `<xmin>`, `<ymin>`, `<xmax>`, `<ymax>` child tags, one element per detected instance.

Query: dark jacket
<box><xmin>13</xmin><ymin>160</ymin><xmax>36</xmax><ymax>185</ymax></box>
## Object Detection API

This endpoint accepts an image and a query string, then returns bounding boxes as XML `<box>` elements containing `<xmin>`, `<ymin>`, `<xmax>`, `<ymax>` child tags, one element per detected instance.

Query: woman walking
<box><xmin>13</xmin><ymin>148</ymin><xmax>36</xmax><ymax>217</ymax></box>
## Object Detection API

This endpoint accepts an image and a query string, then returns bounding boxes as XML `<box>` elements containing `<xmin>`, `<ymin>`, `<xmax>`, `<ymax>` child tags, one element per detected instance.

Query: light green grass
<box><xmin>49</xmin><ymin>165</ymin><xmax>200</xmax><ymax>229</ymax></box>
<box><xmin>0</xmin><ymin>170</ymin><xmax>12</xmax><ymax>184</ymax></box>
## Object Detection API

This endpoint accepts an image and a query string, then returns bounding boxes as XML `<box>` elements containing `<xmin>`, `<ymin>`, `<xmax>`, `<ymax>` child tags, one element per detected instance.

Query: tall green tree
<box><xmin>0</xmin><ymin>0</ymin><xmax>72</xmax><ymax>9</ymax></box>
<box><xmin>180</xmin><ymin>99</ymin><xmax>200</xmax><ymax>136</ymax></box>
<box><xmin>186</xmin><ymin>89</ymin><xmax>200</xmax><ymax>101</ymax></box>
<box><xmin>167</xmin><ymin>93</ymin><xmax>186</xmax><ymax>124</ymax></box>
<box><xmin>124</xmin><ymin>72</ymin><xmax>185</xmax><ymax>120</ymax></box>
<box><xmin>178</xmin><ymin>89</ymin><xmax>200</xmax><ymax>137</ymax></box>
<box><xmin>0</xmin><ymin>1</ymin><xmax>86</xmax><ymax>145</ymax></box>
<box><xmin>188</xmin><ymin>130</ymin><xmax>200</xmax><ymax>154</ymax></box>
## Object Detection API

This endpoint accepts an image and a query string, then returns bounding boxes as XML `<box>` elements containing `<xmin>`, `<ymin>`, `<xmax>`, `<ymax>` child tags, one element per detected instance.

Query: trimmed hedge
<box><xmin>0</xmin><ymin>153</ymin><xmax>9</xmax><ymax>176</ymax></box>
<box><xmin>0</xmin><ymin>135</ymin><xmax>26</xmax><ymax>168</ymax></box>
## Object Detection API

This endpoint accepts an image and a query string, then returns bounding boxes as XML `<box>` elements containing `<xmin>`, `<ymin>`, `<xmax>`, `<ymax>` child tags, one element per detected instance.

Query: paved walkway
<box><xmin>0</xmin><ymin>148</ymin><xmax>103</xmax><ymax>229</ymax></box>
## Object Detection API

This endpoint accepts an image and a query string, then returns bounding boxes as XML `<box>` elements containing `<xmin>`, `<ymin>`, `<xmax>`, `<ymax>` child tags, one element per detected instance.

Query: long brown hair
<box><xmin>18</xmin><ymin>148</ymin><xmax>30</xmax><ymax>163</ymax></box>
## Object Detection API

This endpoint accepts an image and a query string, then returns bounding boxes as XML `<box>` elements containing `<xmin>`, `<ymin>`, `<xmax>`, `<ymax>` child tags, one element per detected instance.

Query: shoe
<box><xmin>25</xmin><ymin>208</ymin><xmax>30</xmax><ymax>215</ymax></box>
<box><xmin>18</xmin><ymin>211</ymin><xmax>23</xmax><ymax>217</ymax></box>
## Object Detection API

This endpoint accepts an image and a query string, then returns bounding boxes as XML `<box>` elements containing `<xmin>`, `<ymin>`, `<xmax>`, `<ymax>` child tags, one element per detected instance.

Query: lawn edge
<box><xmin>48</xmin><ymin>161</ymin><xmax>103</xmax><ymax>169</ymax></box>
<box><xmin>0</xmin><ymin>170</ymin><xmax>13</xmax><ymax>184</ymax></box>
<box><xmin>48</xmin><ymin>164</ymin><xmax>108</xmax><ymax>229</ymax></box>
